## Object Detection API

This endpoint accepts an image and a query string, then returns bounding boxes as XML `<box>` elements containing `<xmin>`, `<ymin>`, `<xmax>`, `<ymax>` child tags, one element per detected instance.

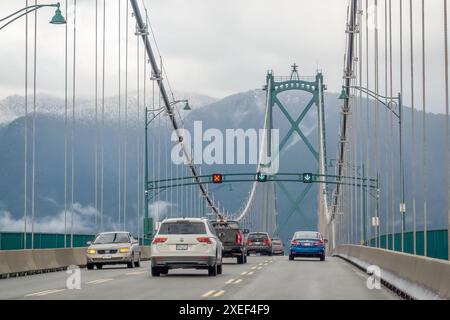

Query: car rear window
<box><xmin>248</xmin><ymin>233</ymin><xmax>269</xmax><ymax>241</ymax></box>
<box><xmin>293</xmin><ymin>231</ymin><xmax>320</xmax><ymax>240</ymax></box>
<box><xmin>158</xmin><ymin>221</ymin><xmax>207</xmax><ymax>235</ymax></box>
<box><xmin>212</xmin><ymin>221</ymin><xmax>240</xmax><ymax>229</ymax></box>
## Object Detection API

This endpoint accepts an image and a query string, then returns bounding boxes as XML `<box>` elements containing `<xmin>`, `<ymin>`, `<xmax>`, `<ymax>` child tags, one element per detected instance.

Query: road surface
<box><xmin>0</xmin><ymin>256</ymin><xmax>397</xmax><ymax>300</ymax></box>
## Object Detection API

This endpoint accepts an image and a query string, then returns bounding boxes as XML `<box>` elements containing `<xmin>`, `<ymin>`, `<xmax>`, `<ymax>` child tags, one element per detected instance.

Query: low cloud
<box><xmin>148</xmin><ymin>201</ymin><xmax>174</xmax><ymax>221</ymax></box>
<box><xmin>0</xmin><ymin>203</ymin><xmax>99</xmax><ymax>234</ymax></box>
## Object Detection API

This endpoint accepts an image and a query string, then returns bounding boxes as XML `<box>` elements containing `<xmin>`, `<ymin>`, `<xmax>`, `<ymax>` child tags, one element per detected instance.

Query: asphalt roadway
<box><xmin>0</xmin><ymin>256</ymin><xmax>397</xmax><ymax>300</ymax></box>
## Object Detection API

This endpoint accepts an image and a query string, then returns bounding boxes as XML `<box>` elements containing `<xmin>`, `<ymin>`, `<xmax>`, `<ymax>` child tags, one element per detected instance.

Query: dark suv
<box><xmin>246</xmin><ymin>232</ymin><xmax>272</xmax><ymax>256</ymax></box>
<box><xmin>211</xmin><ymin>220</ymin><xmax>248</xmax><ymax>264</ymax></box>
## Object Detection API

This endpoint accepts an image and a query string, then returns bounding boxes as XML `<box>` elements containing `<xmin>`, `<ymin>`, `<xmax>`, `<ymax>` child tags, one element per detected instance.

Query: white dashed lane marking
<box><xmin>87</xmin><ymin>278</ymin><xmax>114</xmax><ymax>285</ymax></box>
<box><xmin>212</xmin><ymin>290</ymin><xmax>225</xmax><ymax>297</ymax></box>
<box><xmin>201</xmin><ymin>290</ymin><xmax>216</xmax><ymax>298</ymax></box>
<box><xmin>25</xmin><ymin>289</ymin><xmax>65</xmax><ymax>297</ymax></box>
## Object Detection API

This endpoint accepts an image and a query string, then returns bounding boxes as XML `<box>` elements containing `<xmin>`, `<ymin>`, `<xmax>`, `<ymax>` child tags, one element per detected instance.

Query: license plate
<box><xmin>254</xmin><ymin>242</ymin><xmax>261</xmax><ymax>245</ymax></box>
<box><xmin>176</xmin><ymin>244</ymin><xmax>188</xmax><ymax>250</ymax></box>
<box><xmin>102</xmin><ymin>254</ymin><xmax>112</xmax><ymax>259</ymax></box>
<box><xmin>303</xmin><ymin>243</ymin><xmax>312</xmax><ymax>246</ymax></box>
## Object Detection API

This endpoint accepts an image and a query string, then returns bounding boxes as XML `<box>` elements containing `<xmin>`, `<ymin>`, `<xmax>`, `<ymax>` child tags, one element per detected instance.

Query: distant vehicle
<box><xmin>246</xmin><ymin>232</ymin><xmax>272</xmax><ymax>256</ymax></box>
<box><xmin>211</xmin><ymin>219</ymin><xmax>248</xmax><ymax>264</ymax></box>
<box><xmin>271</xmin><ymin>237</ymin><xmax>285</xmax><ymax>256</ymax></box>
<box><xmin>150</xmin><ymin>218</ymin><xmax>223</xmax><ymax>277</ymax></box>
<box><xmin>289</xmin><ymin>231</ymin><xmax>328</xmax><ymax>261</ymax></box>
<box><xmin>86</xmin><ymin>232</ymin><xmax>141</xmax><ymax>270</ymax></box>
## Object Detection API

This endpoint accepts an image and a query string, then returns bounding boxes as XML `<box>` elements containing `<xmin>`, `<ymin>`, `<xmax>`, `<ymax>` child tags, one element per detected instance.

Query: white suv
<box><xmin>151</xmin><ymin>218</ymin><xmax>223</xmax><ymax>277</ymax></box>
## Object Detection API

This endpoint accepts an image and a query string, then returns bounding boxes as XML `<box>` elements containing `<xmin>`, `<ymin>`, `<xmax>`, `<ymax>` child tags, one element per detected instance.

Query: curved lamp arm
<box><xmin>0</xmin><ymin>3</ymin><xmax>64</xmax><ymax>31</ymax></box>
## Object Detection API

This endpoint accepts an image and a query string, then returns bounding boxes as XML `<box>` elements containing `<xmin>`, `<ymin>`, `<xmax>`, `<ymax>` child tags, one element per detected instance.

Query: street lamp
<box><xmin>0</xmin><ymin>2</ymin><xmax>66</xmax><ymax>31</ymax></box>
<box><xmin>143</xmin><ymin>100</ymin><xmax>191</xmax><ymax>241</ymax></box>
<box><xmin>339</xmin><ymin>85</ymin><xmax>405</xmax><ymax>252</ymax></box>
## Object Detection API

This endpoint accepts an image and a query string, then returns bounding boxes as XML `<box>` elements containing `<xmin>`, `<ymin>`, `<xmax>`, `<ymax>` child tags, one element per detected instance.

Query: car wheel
<box><xmin>217</xmin><ymin>263</ymin><xmax>223</xmax><ymax>275</ymax></box>
<box><xmin>320</xmin><ymin>255</ymin><xmax>325</xmax><ymax>261</ymax></box>
<box><xmin>86</xmin><ymin>263</ymin><xmax>94</xmax><ymax>270</ymax></box>
<box><xmin>96</xmin><ymin>264</ymin><xmax>103</xmax><ymax>269</ymax></box>
<box><xmin>268</xmin><ymin>251</ymin><xmax>273</xmax><ymax>256</ymax></box>
<box><xmin>151</xmin><ymin>266</ymin><xmax>160</xmax><ymax>277</ymax></box>
<box><xmin>134</xmin><ymin>254</ymin><xmax>141</xmax><ymax>268</ymax></box>
<box><xmin>237</xmin><ymin>254</ymin><xmax>245</xmax><ymax>264</ymax></box>
<box><xmin>127</xmin><ymin>260</ymin><xmax>134</xmax><ymax>268</ymax></box>
<box><xmin>244</xmin><ymin>254</ymin><xmax>248</xmax><ymax>264</ymax></box>
<box><xmin>160</xmin><ymin>268</ymin><xmax>169</xmax><ymax>275</ymax></box>
<box><xmin>208</xmin><ymin>264</ymin><xmax>218</xmax><ymax>277</ymax></box>
<box><xmin>289</xmin><ymin>254</ymin><xmax>294</xmax><ymax>261</ymax></box>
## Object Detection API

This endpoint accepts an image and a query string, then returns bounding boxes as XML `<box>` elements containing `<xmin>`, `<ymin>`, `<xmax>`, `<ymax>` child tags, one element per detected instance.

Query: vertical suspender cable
<box><xmin>101</xmin><ymin>0</ymin><xmax>106</xmax><ymax>231</ymax></box>
<box><xmin>64</xmin><ymin>0</ymin><xmax>68</xmax><ymax>247</ymax></box>
<box><xmin>421</xmin><ymin>0</ymin><xmax>428</xmax><ymax>256</ymax></box>
<box><xmin>137</xmin><ymin>27</ymin><xmax>141</xmax><ymax>236</ymax></box>
<box><xmin>123</xmin><ymin>0</ymin><xmax>129</xmax><ymax>230</ymax></box>
<box><xmin>384</xmin><ymin>0</ymin><xmax>389</xmax><ymax>248</ymax></box>
<box><xmin>409</xmin><ymin>0</ymin><xmax>417</xmax><ymax>254</ymax></box>
<box><xmin>70</xmin><ymin>0</ymin><xmax>77</xmax><ymax>248</ymax></box>
<box><xmin>374</xmin><ymin>0</ymin><xmax>380</xmax><ymax>248</ymax></box>
<box><xmin>24</xmin><ymin>0</ymin><xmax>29</xmax><ymax>249</ymax></box>
<box><xmin>94</xmin><ymin>0</ymin><xmax>99</xmax><ymax>232</ymax></box>
<box><xmin>399</xmin><ymin>0</ymin><xmax>404</xmax><ymax>252</ymax></box>
<box><xmin>444</xmin><ymin>0</ymin><xmax>450</xmax><ymax>261</ymax></box>
<box><xmin>389</xmin><ymin>0</ymin><xmax>395</xmax><ymax>249</ymax></box>
<box><xmin>365</xmin><ymin>0</ymin><xmax>371</xmax><ymax>244</ymax></box>
<box><xmin>118</xmin><ymin>0</ymin><xmax>122</xmax><ymax>228</ymax></box>
<box><xmin>31</xmin><ymin>0</ymin><xmax>38</xmax><ymax>249</ymax></box>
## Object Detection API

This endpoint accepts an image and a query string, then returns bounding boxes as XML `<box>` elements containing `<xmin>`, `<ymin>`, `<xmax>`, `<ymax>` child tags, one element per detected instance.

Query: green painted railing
<box><xmin>0</xmin><ymin>232</ymin><xmax>152</xmax><ymax>250</ymax></box>
<box><xmin>367</xmin><ymin>229</ymin><xmax>448</xmax><ymax>260</ymax></box>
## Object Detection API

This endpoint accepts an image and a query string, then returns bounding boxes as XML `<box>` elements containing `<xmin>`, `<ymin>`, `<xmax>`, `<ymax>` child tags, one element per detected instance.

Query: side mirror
<box><xmin>243</xmin><ymin>229</ymin><xmax>250</xmax><ymax>234</ymax></box>
<box><xmin>324</xmin><ymin>239</ymin><xmax>329</xmax><ymax>244</ymax></box>
<box><xmin>86</xmin><ymin>241</ymin><xmax>92</xmax><ymax>246</ymax></box>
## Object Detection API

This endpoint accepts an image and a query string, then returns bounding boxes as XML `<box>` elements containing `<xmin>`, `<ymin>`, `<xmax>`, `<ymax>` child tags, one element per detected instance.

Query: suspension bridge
<box><xmin>0</xmin><ymin>0</ymin><xmax>449</xmax><ymax>300</ymax></box>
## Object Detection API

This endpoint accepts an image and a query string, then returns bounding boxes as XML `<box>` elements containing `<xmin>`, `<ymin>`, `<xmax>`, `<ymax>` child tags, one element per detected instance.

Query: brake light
<box><xmin>152</xmin><ymin>237</ymin><xmax>167</xmax><ymax>244</ymax></box>
<box><xmin>315</xmin><ymin>240</ymin><xmax>324</xmax><ymax>246</ymax></box>
<box><xmin>236</xmin><ymin>231</ymin><xmax>243</xmax><ymax>245</ymax></box>
<box><xmin>197</xmin><ymin>237</ymin><xmax>212</xmax><ymax>244</ymax></box>
<box><xmin>246</xmin><ymin>239</ymin><xmax>252</xmax><ymax>245</ymax></box>
<box><xmin>264</xmin><ymin>239</ymin><xmax>271</xmax><ymax>246</ymax></box>
<box><xmin>291</xmin><ymin>240</ymin><xmax>300</xmax><ymax>245</ymax></box>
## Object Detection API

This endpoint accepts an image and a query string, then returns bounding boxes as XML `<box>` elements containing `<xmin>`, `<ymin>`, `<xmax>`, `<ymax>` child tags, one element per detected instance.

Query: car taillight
<box><xmin>246</xmin><ymin>239</ymin><xmax>252</xmax><ymax>245</ymax></box>
<box><xmin>264</xmin><ymin>239</ymin><xmax>271</xmax><ymax>246</ymax></box>
<box><xmin>152</xmin><ymin>237</ymin><xmax>167</xmax><ymax>244</ymax></box>
<box><xmin>315</xmin><ymin>240</ymin><xmax>324</xmax><ymax>246</ymax></box>
<box><xmin>197</xmin><ymin>237</ymin><xmax>212</xmax><ymax>244</ymax></box>
<box><xmin>236</xmin><ymin>231</ymin><xmax>243</xmax><ymax>245</ymax></box>
<box><xmin>291</xmin><ymin>240</ymin><xmax>300</xmax><ymax>245</ymax></box>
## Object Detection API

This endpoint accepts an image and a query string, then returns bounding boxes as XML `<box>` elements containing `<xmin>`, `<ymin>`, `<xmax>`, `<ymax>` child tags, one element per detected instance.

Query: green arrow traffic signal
<box><xmin>256</xmin><ymin>172</ymin><xmax>268</xmax><ymax>182</ymax></box>
<box><xmin>302</xmin><ymin>173</ymin><xmax>313</xmax><ymax>183</ymax></box>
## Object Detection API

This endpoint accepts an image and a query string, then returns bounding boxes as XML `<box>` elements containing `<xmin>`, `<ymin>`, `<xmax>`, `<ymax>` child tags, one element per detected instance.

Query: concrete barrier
<box><xmin>0</xmin><ymin>245</ymin><xmax>152</xmax><ymax>278</ymax></box>
<box><xmin>333</xmin><ymin>245</ymin><xmax>450</xmax><ymax>300</ymax></box>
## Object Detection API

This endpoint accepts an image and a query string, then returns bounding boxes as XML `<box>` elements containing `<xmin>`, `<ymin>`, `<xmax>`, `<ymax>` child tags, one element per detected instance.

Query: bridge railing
<box><xmin>366</xmin><ymin>230</ymin><xmax>448</xmax><ymax>260</ymax></box>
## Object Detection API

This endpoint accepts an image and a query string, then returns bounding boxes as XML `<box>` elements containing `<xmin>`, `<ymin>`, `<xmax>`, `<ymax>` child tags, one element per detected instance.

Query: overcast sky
<box><xmin>0</xmin><ymin>0</ymin><xmax>448</xmax><ymax>114</ymax></box>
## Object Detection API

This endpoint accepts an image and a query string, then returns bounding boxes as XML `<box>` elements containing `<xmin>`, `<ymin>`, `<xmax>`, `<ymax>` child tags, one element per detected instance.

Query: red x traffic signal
<box><xmin>212</xmin><ymin>173</ymin><xmax>223</xmax><ymax>184</ymax></box>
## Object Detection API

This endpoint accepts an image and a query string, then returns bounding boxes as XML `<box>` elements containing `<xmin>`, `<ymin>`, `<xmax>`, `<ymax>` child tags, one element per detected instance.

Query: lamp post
<box><xmin>143</xmin><ymin>99</ymin><xmax>191</xmax><ymax>242</ymax></box>
<box><xmin>0</xmin><ymin>2</ymin><xmax>66</xmax><ymax>30</ymax></box>
<box><xmin>339</xmin><ymin>86</ymin><xmax>404</xmax><ymax>251</ymax></box>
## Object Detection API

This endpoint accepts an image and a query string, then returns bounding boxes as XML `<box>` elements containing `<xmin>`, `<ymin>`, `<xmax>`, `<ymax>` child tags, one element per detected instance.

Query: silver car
<box><xmin>271</xmin><ymin>238</ymin><xmax>285</xmax><ymax>255</ymax></box>
<box><xmin>86</xmin><ymin>232</ymin><xmax>141</xmax><ymax>270</ymax></box>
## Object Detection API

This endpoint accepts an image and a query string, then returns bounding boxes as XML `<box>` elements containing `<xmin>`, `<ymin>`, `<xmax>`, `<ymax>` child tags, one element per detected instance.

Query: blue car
<box><xmin>289</xmin><ymin>231</ymin><xmax>328</xmax><ymax>261</ymax></box>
